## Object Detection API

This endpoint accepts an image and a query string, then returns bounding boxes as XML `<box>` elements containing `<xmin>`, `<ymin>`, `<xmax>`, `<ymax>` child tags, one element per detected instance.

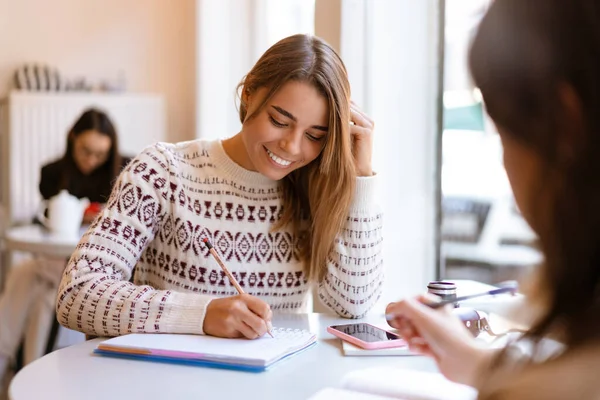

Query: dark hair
<box><xmin>60</xmin><ymin>108</ymin><xmax>122</xmax><ymax>188</ymax></box>
<box><xmin>470</xmin><ymin>0</ymin><xmax>600</xmax><ymax>348</ymax></box>
<box><xmin>237</xmin><ymin>34</ymin><xmax>355</xmax><ymax>282</ymax></box>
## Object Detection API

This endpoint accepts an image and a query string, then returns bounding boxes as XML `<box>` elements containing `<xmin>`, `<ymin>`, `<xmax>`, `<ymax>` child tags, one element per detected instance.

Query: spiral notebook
<box><xmin>94</xmin><ymin>327</ymin><xmax>317</xmax><ymax>372</ymax></box>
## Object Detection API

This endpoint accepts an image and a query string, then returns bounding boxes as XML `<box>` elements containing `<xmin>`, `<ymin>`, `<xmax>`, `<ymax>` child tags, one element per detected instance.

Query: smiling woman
<box><xmin>223</xmin><ymin>81</ymin><xmax>329</xmax><ymax>180</ymax></box>
<box><xmin>55</xmin><ymin>34</ymin><xmax>384</xmax><ymax>341</ymax></box>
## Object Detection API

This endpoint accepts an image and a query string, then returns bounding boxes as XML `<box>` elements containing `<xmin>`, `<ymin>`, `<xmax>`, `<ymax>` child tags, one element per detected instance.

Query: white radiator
<box><xmin>0</xmin><ymin>91</ymin><xmax>166</xmax><ymax>225</ymax></box>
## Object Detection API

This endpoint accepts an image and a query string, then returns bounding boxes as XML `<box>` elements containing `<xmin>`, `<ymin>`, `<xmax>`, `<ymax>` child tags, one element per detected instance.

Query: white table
<box><xmin>4</xmin><ymin>224</ymin><xmax>85</xmax><ymax>258</ymax></box>
<box><xmin>1</xmin><ymin>224</ymin><xmax>85</xmax><ymax>291</ymax></box>
<box><xmin>9</xmin><ymin>313</ymin><xmax>438</xmax><ymax>400</ymax></box>
<box><xmin>1</xmin><ymin>224</ymin><xmax>88</xmax><ymax>355</ymax></box>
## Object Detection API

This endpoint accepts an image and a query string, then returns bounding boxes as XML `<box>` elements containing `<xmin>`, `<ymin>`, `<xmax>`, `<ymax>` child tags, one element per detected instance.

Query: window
<box><xmin>440</xmin><ymin>0</ymin><xmax>541</xmax><ymax>284</ymax></box>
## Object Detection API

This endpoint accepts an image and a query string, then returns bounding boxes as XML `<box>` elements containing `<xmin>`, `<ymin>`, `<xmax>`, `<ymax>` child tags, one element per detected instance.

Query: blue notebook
<box><xmin>94</xmin><ymin>327</ymin><xmax>317</xmax><ymax>372</ymax></box>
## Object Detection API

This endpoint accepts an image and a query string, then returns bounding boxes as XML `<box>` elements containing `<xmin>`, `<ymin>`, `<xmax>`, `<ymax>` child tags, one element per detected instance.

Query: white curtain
<box><xmin>195</xmin><ymin>0</ymin><xmax>315</xmax><ymax>140</ymax></box>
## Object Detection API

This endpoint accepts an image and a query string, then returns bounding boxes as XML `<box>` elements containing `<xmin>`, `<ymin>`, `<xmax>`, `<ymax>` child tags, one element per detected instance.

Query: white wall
<box><xmin>0</xmin><ymin>0</ymin><xmax>196</xmax><ymax>143</ymax></box>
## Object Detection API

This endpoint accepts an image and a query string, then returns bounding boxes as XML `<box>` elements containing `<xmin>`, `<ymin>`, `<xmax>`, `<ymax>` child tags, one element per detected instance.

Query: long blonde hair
<box><xmin>237</xmin><ymin>34</ymin><xmax>356</xmax><ymax>282</ymax></box>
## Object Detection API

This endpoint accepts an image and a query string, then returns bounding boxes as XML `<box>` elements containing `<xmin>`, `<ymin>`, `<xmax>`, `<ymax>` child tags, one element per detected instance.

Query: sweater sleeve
<box><xmin>56</xmin><ymin>144</ymin><xmax>216</xmax><ymax>337</ymax></box>
<box><xmin>317</xmin><ymin>175</ymin><xmax>384</xmax><ymax>318</ymax></box>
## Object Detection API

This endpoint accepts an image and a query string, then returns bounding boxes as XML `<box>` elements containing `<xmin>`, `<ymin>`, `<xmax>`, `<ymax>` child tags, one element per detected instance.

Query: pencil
<box><xmin>202</xmin><ymin>238</ymin><xmax>274</xmax><ymax>338</ymax></box>
<box><xmin>385</xmin><ymin>285</ymin><xmax>518</xmax><ymax>320</ymax></box>
<box><xmin>427</xmin><ymin>286</ymin><xmax>517</xmax><ymax>309</ymax></box>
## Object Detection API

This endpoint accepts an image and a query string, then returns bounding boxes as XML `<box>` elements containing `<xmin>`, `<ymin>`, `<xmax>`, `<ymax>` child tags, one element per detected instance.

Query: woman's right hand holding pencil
<box><xmin>203</xmin><ymin>294</ymin><xmax>273</xmax><ymax>339</ymax></box>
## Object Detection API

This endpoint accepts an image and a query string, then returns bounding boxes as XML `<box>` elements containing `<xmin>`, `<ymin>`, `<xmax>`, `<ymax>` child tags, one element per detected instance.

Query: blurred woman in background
<box><xmin>0</xmin><ymin>108</ymin><xmax>129</xmax><ymax>381</ymax></box>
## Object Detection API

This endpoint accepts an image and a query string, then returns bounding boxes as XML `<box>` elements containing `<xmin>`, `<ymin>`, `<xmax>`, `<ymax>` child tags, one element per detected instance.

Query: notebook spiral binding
<box><xmin>272</xmin><ymin>327</ymin><xmax>311</xmax><ymax>337</ymax></box>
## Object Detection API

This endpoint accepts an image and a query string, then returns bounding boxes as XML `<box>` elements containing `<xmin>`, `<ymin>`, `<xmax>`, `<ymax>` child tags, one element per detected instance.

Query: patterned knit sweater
<box><xmin>56</xmin><ymin>139</ymin><xmax>383</xmax><ymax>337</ymax></box>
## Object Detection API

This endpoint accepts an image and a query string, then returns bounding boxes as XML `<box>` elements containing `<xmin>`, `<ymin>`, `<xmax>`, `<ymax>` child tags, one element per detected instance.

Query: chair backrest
<box><xmin>0</xmin><ymin>91</ymin><xmax>166</xmax><ymax>225</ymax></box>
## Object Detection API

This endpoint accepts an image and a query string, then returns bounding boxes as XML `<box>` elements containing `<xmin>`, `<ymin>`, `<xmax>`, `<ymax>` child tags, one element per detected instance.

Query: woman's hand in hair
<box><xmin>349</xmin><ymin>101</ymin><xmax>375</xmax><ymax>176</ymax></box>
<box><xmin>203</xmin><ymin>294</ymin><xmax>273</xmax><ymax>339</ymax></box>
<box><xmin>386</xmin><ymin>296</ymin><xmax>494</xmax><ymax>387</ymax></box>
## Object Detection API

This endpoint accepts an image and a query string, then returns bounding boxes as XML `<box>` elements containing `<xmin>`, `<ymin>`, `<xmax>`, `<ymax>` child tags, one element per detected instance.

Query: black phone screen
<box><xmin>330</xmin><ymin>323</ymin><xmax>402</xmax><ymax>342</ymax></box>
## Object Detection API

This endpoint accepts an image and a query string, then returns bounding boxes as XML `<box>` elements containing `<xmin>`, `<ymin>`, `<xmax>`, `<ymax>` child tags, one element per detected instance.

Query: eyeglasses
<box><xmin>75</xmin><ymin>145</ymin><xmax>110</xmax><ymax>163</ymax></box>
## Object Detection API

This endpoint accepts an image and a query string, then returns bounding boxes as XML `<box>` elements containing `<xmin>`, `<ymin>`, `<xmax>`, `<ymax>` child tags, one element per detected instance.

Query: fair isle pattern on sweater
<box><xmin>56</xmin><ymin>139</ymin><xmax>384</xmax><ymax>337</ymax></box>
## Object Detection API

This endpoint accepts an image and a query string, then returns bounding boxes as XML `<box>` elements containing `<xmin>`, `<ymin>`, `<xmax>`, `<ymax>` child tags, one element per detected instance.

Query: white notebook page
<box><xmin>341</xmin><ymin>367</ymin><xmax>478</xmax><ymax>400</ymax></box>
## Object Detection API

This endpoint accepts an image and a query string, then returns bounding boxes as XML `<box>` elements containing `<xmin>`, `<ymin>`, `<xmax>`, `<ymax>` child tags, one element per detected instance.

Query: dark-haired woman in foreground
<box><xmin>387</xmin><ymin>1</ymin><xmax>600</xmax><ymax>398</ymax></box>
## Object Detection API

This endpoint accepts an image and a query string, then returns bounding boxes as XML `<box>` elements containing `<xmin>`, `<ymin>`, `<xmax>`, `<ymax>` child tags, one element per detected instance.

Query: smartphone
<box><xmin>327</xmin><ymin>323</ymin><xmax>406</xmax><ymax>350</ymax></box>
